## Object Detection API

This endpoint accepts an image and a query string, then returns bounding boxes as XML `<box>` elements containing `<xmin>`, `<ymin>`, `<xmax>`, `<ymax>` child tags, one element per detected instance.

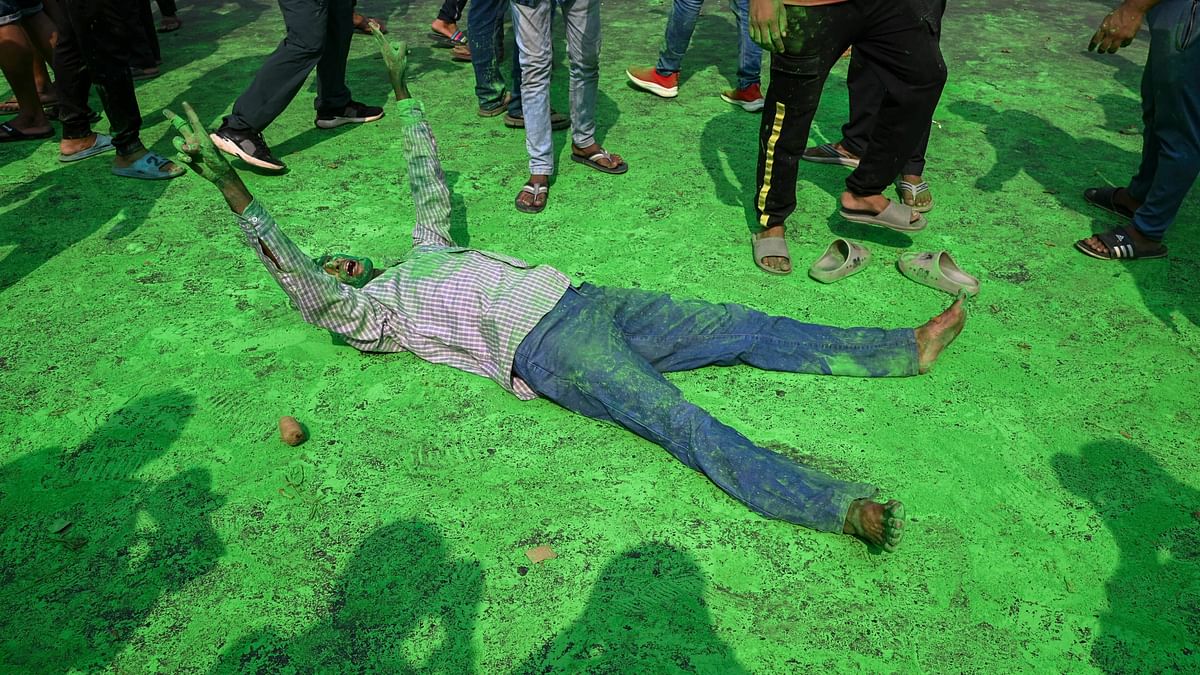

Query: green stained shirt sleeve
<box><xmin>235</xmin><ymin>199</ymin><xmax>387</xmax><ymax>346</ymax></box>
<box><xmin>397</xmin><ymin>99</ymin><xmax>456</xmax><ymax>249</ymax></box>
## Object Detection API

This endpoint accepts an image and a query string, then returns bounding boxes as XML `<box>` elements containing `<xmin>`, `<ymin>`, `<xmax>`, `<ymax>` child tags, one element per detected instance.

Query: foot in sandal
<box><xmin>840</xmin><ymin>191</ymin><xmax>926</xmax><ymax>232</ymax></box>
<box><xmin>515</xmin><ymin>175</ymin><xmax>550</xmax><ymax>213</ymax></box>
<box><xmin>754</xmin><ymin>225</ymin><xmax>791</xmax><ymax>274</ymax></box>
<box><xmin>570</xmin><ymin>143</ymin><xmax>626</xmax><ymax>174</ymax></box>
<box><xmin>1075</xmin><ymin>225</ymin><xmax>1167</xmax><ymax>260</ymax></box>
<box><xmin>896</xmin><ymin>174</ymin><xmax>933</xmax><ymax>212</ymax></box>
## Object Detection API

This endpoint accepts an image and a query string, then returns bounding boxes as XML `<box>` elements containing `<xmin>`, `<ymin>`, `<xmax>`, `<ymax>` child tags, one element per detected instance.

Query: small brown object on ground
<box><xmin>525</xmin><ymin>545</ymin><xmax>557</xmax><ymax>564</ymax></box>
<box><xmin>279</xmin><ymin>416</ymin><xmax>307</xmax><ymax>446</ymax></box>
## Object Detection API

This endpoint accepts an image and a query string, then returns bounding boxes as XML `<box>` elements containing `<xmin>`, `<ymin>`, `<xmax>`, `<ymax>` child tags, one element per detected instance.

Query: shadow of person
<box><xmin>950</xmin><ymin>99</ymin><xmax>1200</xmax><ymax>330</ymax></box>
<box><xmin>679</xmin><ymin>11</ymin><xmax>759</xmax><ymax>91</ymax></box>
<box><xmin>515</xmin><ymin>542</ymin><xmax>748</xmax><ymax>673</ymax></box>
<box><xmin>0</xmin><ymin>391</ymin><xmax>226</xmax><ymax>672</ymax></box>
<box><xmin>212</xmin><ymin>520</ymin><xmax>483</xmax><ymax>673</ymax></box>
<box><xmin>1051</xmin><ymin>440</ymin><xmax>1200</xmax><ymax>673</ymax></box>
<box><xmin>0</xmin><ymin>163</ymin><xmax>172</xmax><ymax>293</ymax></box>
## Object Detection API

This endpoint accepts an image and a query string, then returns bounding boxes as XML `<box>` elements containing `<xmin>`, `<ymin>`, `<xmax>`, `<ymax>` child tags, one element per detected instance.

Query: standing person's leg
<box><xmin>511</xmin><ymin>0</ymin><xmax>555</xmax><ymax>212</ymax></box>
<box><xmin>1077</xmin><ymin>0</ymin><xmax>1200</xmax><ymax>259</ymax></box>
<box><xmin>48</xmin><ymin>0</ymin><xmax>104</xmax><ymax>155</ymax></box>
<box><xmin>625</xmin><ymin>0</ymin><xmax>701</xmax><ymax>98</ymax></box>
<box><xmin>469</xmin><ymin>0</ymin><xmax>524</xmax><ymax>117</ymax></box>
<box><xmin>513</xmin><ymin>288</ymin><xmax>905</xmax><ymax>548</ymax></box>
<box><xmin>753</xmin><ymin>3</ymin><xmax>853</xmax><ymax>274</ymax></box>
<box><xmin>128</xmin><ymin>0</ymin><xmax>160</xmax><ymax>77</ymax></box>
<box><xmin>562</xmin><ymin>0</ymin><xmax>623</xmax><ymax>173</ymax></box>
<box><xmin>718</xmin><ymin>0</ymin><xmax>765</xmax><ymax>110</ymax></box>
<box><xmin>155</xmin><ymin>0</ymin><xmax>181</xmax><ymax>33</ymax></box>
<box><xmin>432</xmin><ymin>0</ymin><xmax>468</xmax><ymax>44</ymax></box>
<box><xmin>313</xmin><ymin>0</ymin><xmax>354</xmax><ymax>116</ymax></box>
<box><xmin>839</xmin><ymin>1</ymin><xmax>945</xmax><ymax>223</ymax></box>
<box><xmin>0</xmin><ymin>10</ymin><xmax>53</xmax><ymax>140</ymax></box>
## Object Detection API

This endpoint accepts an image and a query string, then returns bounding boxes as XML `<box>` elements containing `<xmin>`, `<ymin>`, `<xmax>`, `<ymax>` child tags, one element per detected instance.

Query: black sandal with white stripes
<box><xmin>1075</xmin><ymin>226</ymin><xmax>1167</xmax><ymax>260</ymax></box>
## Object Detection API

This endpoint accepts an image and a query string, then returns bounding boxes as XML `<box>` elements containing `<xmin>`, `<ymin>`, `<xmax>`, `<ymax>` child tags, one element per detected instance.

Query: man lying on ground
<box><xmin>164</xmin><ymin>27</ymin><xmax>968</xmax><ymax>552</ymax></box>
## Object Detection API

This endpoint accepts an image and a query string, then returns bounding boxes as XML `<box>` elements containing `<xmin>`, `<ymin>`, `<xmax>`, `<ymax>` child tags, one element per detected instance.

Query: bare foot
<box><xmin>843</xmin><ymin>499</ymin><xmax>905</xmax><ymax>552</ymax></box>
<box><xmin>915</xmin><ymin>295</ymin><xmax>966</xmax><ymax>373</ymax></box>
<box><xmin>840</xmin><ymin>191</ymin><xmax>922</xmax><ymax>224</ymax></box>
<box><xmin>756</xmin><ymin>225</ymin><xmax>791</xmax><ymax>273</ymax></box>
<box><xmin>112</xmin><ymin>147</ymin><xmax>180</xmax><ymax>174</ymax></box>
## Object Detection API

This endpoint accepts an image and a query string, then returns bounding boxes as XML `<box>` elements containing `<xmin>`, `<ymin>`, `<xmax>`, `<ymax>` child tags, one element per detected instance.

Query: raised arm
<box><xmin>371</xmin><ymin>25</ymin><xmax>456</xmax><ymax>249</ymax></box>
<box><xmin>164</xmin><ymin>103</ymin><xmax>386</xmax><ymax>345</ymax></box>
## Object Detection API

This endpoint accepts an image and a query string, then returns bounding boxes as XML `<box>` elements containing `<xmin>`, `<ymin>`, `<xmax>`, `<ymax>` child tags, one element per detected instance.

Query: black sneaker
<box><xmin>209</xmin><ymin>125</ymin><xmax>285</xmax><ymax>171</ymax></box>
<box><xmin>315</xmin><ymin>101</ymin><xmax>385</xmax><ymax>129</ymax></box>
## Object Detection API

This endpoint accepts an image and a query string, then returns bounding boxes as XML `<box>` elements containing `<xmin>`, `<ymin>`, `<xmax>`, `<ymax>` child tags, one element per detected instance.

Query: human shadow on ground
<box><xmin>0</xmin><ymin>391</ymin><xmax>225</xmax><ymax>672</ymax></box>
<box><xmin>1051</xmin><ymin>440</ymin><xmax>1200</xmax><ymax>673</ymax></box>
<box><xmin>516</xmin><ymin>542</ymin><xmax>748</xmax><ymax>673</ymax></box>
<box><xmin>950</xmin><ymin>100</ymin><xmax>1199</xmax><ymax>330</ymax></box>
<box><xmin>0</xmin><ymin>164</ymin><xmax>171</xmax><ymax>292</ymax></box>
<box><xmin>679</xmin><ymin>10</ymin><xmax>761</xmax><ymax>91</ymax></box>
<box><xmin>211</xmin><ymin>520</ymin><xmax>482</xmax><ymax>673</ymax></box>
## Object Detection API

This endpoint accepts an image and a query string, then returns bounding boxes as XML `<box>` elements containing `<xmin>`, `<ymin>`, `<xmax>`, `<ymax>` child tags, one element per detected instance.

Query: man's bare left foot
<box><xmin>915</xmin><ymin>296</ymin><xmax>966</xmax><ymax>373</ymax></box>
<box><xmin>843</xmin><ymin>499</ymin><xmax>905</xmax><ymax>551</ymax></box>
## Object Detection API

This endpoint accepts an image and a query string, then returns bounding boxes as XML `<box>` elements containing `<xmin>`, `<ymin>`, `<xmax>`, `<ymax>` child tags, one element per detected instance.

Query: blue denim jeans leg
<box><xmin>1128</xmin><ymin>0</ymin><xmax>1200</xmax><ymax>240</ymax></box>
<box><xmin>513</xmin><ymin>284</ymin><xmax>918</xmax><ymax>532</ymax></box>
<box><xmin>656</xmin><ymin>0</ymin><xmax>761</xmax><ymax>89</ymax></box>
<box><xmin>512</xmin><ymin>0</ymin><xmax>599</xmax><ymax>175</ymax></box>
<box><xmin>468</xmin><ymin>0</ymin><xmax>523</xmax><ymax>116</ymax></box>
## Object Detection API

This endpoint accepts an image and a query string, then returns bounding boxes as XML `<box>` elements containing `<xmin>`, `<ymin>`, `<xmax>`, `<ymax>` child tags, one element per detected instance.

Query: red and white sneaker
<box><xmin>721</xmin><ymin>83</ymin><xmax>765</xmax><ymax>112</ymax></box>
<box><xmin>626</xmin><ymin>66</ymin><xmax>679</xmax><ymax>98</ymax></box>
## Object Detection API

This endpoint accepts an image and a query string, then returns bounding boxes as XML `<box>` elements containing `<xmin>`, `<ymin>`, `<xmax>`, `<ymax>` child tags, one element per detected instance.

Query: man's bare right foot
<box><xmin>843</xmin><ymin>499</ymin><xmax>905</xmax><ymax>552</ymax></box>
<box><xmin>915</xmin><ymin>295</ymin><xmax>966</xmax><ymax>373</ymax></box>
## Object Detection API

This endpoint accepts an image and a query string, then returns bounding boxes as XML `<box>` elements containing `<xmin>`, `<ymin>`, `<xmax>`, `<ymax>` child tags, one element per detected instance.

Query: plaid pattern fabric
<box><xmin>236</xmin><ymin>99</ymin><xmax>570</xmax><ymax>400</ymax></box>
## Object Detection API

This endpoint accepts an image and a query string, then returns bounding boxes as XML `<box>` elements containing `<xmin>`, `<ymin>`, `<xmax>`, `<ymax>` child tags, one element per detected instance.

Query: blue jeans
<box><xmin>1129</xmin><ymin>0</ymin><xmax>1200</xmax><ymax>241</ymax></box>
<box><xmin>468</xmin><ymin>0</ymin><xmax>522</xmax><ymax>115</ymax></box>
<box><xmin>655</xmin><ymin>0</ymin><xmax>762</xmax><ymax>90</ymax></box>
<box><xmin>512</xmin><ymin>0</ymin><xmax>601</xmax><ymax>174</ymax></box>
<box><xmin>513</xmin><ymin>284</ymin><xmax>918</xmax><ymax>533</ymax></box>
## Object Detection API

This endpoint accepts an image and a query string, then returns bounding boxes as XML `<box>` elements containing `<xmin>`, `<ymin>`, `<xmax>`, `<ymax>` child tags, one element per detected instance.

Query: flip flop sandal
<box><xmin>58</xmin><ymin>133</ymin><xmax>115</xmax><ymax>162</ymax></box>
<box><xmin>430</xmin><ymin>30</ymin><xmax>466</xmax><ymax>47</ymax></box>
<box><xmin>0</xmin><ymin>121</ymin><xmax>54</xmax><ymax>143</ymax></box>
<box><xmin>896</xmin><ymin>180</ymin><xmax>933</xmax><ymax>213</ymax></box>
<box><xmin>503</xmin><ymin>110</ymin><xmax>569</xmax><ymax>131</ymax></box>
<box><xmin>840</xmin><ymin>200</ymin><xmax>927</xmax><ymax>232</ymax></box>
<box><xmin>1074</xmin><ymin>227</ymin><xmax>1167</xmax><ymax>260</ymax></box>
<box><xmin>752</xmin><ymin>235</ymin><xmax>792</xmax><ymax>275</ymax></box>
<box><xmin>571</xmin><ymin>149</ymin><xmax>627</xmax><ymax>175</ymax></box>
<box><xmin>515</xmin><ymin>183</ymin><xmax>548</xmax><ymax>214</ymax></box>
<box><xmin>808</xmin><ymin>238</ymin><xmax>871</xmax><ymax>283</ymax></box>
<box><xmin>1083</xmin><ymin>186</ymin><xmax>1135</xmax><ymax>221</ymax></box>
<box><xmin>157</xmin><ymin>16</ymin><xmax>182</xmax><ymax>32</ymax></box>
<box><xmin>110</xmin><ymin>150</ymin><xmax>186</xmax><ymax>180</ymax></box>
<box><xmin>801</xmin><ymin>143</ymin><xmax>860</xmax><ymax>168</ymax></box>
<box><xmin>451</xmin><ymin>44</ymin><xmax>471</xmax><ymax>61</ymax></box>
<box><xmin>897</xmin><ymin>250</ymin><xmax>980</xmax><ymax>296</ymax></box>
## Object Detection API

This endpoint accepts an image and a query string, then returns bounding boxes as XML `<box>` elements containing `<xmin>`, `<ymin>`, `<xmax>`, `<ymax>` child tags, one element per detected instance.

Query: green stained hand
<box><xmin>370</xmin><ymin>23</ymin><xmax>409</xmax><ymax>96</ymax></box>
<box><xmin>749</xmin><ymin>0</ymin><xmax>787</xmax><ymax>53</ymax></box>
<box><xmin>162</xmin><ymin>103</ymin><xmax>235</xmax><ymax>186</ymax></box>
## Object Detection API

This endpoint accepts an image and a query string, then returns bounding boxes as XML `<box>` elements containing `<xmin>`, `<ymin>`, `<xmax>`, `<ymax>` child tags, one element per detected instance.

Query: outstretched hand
<box><xmin>163</xmin><ymin>103</ymin><xmax>235</xmax><ymax>186</ymax></box>
<box><xmin>1088</xmin><ymin>2</ymin><xmax>1145</xmax><ymax>53</ymax></box>
<box><xmin>369</xmin><ymin>22</ymin><xmax>409</xmax><ymax>99</ymax></box>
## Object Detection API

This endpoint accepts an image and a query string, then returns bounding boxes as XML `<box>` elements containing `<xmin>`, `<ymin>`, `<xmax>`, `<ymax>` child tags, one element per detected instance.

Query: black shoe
<box><xmin>315</xmin><ymin>101</ymin><xmax>385</xmax><ymax>129</ymax></box>
<box><xmin>503</xmin><ymin>109</ymin><xmax>570</xmax><ymax>131</ymax></box>
<box><xmin>210</xmin><ymin>125</ymin><xmax>285</xmax><ymax>171</ymax></box>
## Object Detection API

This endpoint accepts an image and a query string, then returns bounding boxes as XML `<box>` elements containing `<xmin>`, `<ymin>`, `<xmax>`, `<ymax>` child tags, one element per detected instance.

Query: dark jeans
<box><xmin>513</xmin><ymin>284</ymin><xmax>918</xmax><ymax>532</ymax></box>
<box><xmin>1128</xmin><ymin>0</ymin><xmax>1200</xmax><ymax>241</ymax></box>
<box><xmin>437</xmin><ymin>0</ymin><xmax>467</xmax><ymax>24</ymax></box>
<box><xmin>129</xmin><ymin>0</ymin><xmax>161</xmax><ymax>70</ymax></box>
<box><xmin>468</xmin><ymin>0</ymin><xmax>522</xmax><ymax>115</ymax></box>
<box><xmin>841</xmin><ymin>0</ymin><xmax>946</xmax><ymax>177</ymax></box>
<box><xmin>50</xmin><ymin>0</ymin><xmax>145</xmax><ymax>155</ymax></box>
<box><xmin>156</xmin><ymin>0</ymin><xmax>177</xmax><ymax>16</ymax></box>
<box><xmin>224</xmin><ymin>0</ymin><xmax>354</xmax><ymax>133</ymax></box>
<box><xmin>755</xmin><ymin>0</ymin><xmax>946</xmax><ymax>228</ymax></box>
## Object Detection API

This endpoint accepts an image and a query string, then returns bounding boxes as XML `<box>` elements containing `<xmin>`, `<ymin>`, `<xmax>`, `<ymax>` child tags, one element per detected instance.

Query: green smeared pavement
<box><xmin>1</xmin><ymin>0</ymin><xmax>1197</xmax><ymax>671</ymax></box>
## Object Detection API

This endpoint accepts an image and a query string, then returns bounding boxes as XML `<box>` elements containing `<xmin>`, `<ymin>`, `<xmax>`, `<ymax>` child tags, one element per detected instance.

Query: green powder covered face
<box><xmin>316</xmin><ymin>254</ymin><xmax>375</xmax><ymax>288</ymax></box>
